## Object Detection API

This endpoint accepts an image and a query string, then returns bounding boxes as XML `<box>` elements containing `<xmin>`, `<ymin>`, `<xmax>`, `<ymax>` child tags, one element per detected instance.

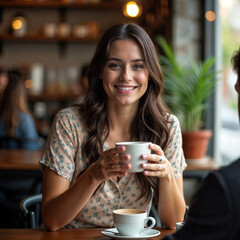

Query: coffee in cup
<box><xmin>113</xmin><ymin>209</ymin><xmax>156</xmax><ymax>236</ymax></box>
<box><xmin>115</xmin><ymin>141</ymin><xmax>151</xmax><ymax>173</ymax></box>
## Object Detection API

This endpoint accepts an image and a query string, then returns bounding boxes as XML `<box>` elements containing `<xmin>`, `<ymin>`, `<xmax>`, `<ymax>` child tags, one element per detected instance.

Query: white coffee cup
<box><xmin>113</xmin><ymin>209</ymin><xmax>156</xmax><ymax>236</ymax></box>
<box><xmin>115</xmin><ymin>141</ymin><xmax>151</xmax><ymax>173</ymax></box>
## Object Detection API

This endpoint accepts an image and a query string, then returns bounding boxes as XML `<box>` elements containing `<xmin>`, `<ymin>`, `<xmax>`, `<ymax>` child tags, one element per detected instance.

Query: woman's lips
<box><xmin>115</xmin><ymin>85</ymin><xmax>137</xmax><ymax>93</ymax></box>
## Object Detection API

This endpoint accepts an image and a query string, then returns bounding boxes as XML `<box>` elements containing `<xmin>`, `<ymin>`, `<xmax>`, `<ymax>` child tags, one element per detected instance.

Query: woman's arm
<box><xmin>41</xmin><ymin>164</ymin><xmax>100</xmax><ymax>231</ymax></box>
<box><xmin>41</xmin><ymin>147</ymin><xmax>131</xmax><ymax>231</ymax></box>
<box><xmin>158</xmin><ymin>168</ymin><xmax>186</xmax><ymax>229</ymax></box>
<box><xmin>142</xmin><ymin>143</ymin><xmax>186</xmax><ymax>229</ymax></box>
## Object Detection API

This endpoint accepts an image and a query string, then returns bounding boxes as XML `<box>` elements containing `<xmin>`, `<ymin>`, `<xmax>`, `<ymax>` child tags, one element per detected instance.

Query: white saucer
<box><xmin>101</xmin><ymin>228</ymin><xmax>161</xmax><ymax>240</ymax></box>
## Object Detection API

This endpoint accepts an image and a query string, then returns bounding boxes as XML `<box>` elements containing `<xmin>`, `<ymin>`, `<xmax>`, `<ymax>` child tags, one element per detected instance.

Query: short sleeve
<box><xmin>165</xmin><ymin>114</ymin><xmax>187</xmax><ymax>178</ymax></box>
<box><xmin>40</xmin><ymin>108</ymin><xmax>79</xmax><ymax>181</ymax></box>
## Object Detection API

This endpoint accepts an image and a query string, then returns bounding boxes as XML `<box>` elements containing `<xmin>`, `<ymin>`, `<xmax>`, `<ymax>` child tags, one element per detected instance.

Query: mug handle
<box><xmin>140</xmin><ymin>217</ymin><xmax>156</xmax><ymax>234</ymax></box>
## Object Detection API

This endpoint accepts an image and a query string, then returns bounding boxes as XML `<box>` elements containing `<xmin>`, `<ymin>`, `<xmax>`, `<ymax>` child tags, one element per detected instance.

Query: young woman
<box><xmin>0</xmin><ymin>68</ymin><xmax>40</xmax><ymax>149</ymax></box>
<box><xmin>40</xmin><ymin>23</ymin><xmax>187</xmax><ymax>231</ymax></box>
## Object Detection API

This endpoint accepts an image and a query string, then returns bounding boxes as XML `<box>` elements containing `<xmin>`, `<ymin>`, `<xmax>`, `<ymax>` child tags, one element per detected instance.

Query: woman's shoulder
<box><xmin>55</xmin><ymin>106</ymin><xmax>83</xmax><ymax>125</ymax></box>
<box><xmin>57</xmin><ymin>106</ymin><xmax>82</xmax><ymax>118</ymax></box>
<box><xmin>166</xmin><ymin>113</ymin><xmax>180</xmax><ymax>127</ymax></box>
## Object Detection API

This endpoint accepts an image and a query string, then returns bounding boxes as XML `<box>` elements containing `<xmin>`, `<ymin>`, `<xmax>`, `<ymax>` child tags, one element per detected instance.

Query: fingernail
<box><xmin>142</xmin><ymin>154</ymin><xmax>147</xmax><ymax>159</ymax></box>
<box><xmin>142</xmin><ymin>163</ymin><xmax>147</xmax><ymax>167</ymax></box>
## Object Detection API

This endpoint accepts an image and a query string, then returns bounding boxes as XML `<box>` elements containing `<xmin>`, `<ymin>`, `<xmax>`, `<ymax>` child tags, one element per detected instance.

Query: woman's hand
<box><xmin>90</xmin><ymin>146</ymin><xmax>131</xmax><ymax>183</ymax></box>
<box><xmin>142</xmin><ymin>143</ymin><xmax>173</xmax><ymax>180</ymax></box>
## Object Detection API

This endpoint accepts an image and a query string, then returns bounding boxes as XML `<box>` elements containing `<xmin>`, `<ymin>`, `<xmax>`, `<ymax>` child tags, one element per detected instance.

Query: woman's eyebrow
<box><xmin>106</xmin><ymin>57</ymin><xmax>145</xmax><ymax>62</ymax></box>
<box><xmin>106</xmin><ymin>57</ymin><xmax>121</xmax><ymax>62</ymax></box>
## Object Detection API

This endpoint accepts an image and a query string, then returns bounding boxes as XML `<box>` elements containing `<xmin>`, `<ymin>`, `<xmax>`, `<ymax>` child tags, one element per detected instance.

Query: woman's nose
<box><xmin>120</xmin><ymin>66</ymin><xmax>132</xmax><ymax>81</ymax></box>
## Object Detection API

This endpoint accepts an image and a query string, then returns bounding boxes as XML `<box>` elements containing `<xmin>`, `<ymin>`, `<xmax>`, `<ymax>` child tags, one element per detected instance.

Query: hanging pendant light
<box><xmin>123</xmin><ymin>0</ymin><xmax>143</xmax><ymax>18</ymax></box>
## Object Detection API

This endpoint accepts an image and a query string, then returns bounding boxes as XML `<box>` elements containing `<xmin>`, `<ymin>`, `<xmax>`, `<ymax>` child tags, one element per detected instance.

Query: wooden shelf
<box><xmin>0</xmin><ymin>34</ymin><xmax>99</xmax><ymax>42</ymax></box>
<box><xmin>0</xmin><ymin>1</ymin><xmax>122</xmax><ymax>9</ymax></box>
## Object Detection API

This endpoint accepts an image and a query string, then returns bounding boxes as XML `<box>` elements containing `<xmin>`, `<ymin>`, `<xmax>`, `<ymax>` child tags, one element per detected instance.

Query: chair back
<box><xmin>19</xmin><ymin>194</ymin><xmax>42</xmax><ymax>229</ymax></box>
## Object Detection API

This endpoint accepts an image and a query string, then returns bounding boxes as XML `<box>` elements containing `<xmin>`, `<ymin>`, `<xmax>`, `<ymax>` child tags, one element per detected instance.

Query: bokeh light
<box><xmin>25</xmin><ymin>79</ymin><xmax>33</xmax><ymax>89</ymax></box>
<box><xmin>123</xmin><ymin>1</ymin><xmax>142</xmax><ymax>18</ymax></box>
<box><xmin>12</xmin><ymin>19</ymin><xmax>23</xmax><ymax>30</ymax></box>
<box><xmin>205</xmin><ymin>10</ymin><xmax>216</xmax><ymax>22</ymax></box>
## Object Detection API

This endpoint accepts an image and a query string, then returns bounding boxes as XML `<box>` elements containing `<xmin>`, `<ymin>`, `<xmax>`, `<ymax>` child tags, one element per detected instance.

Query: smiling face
<box><xmin>101</xmin><ymin>39</ymin><xmax>149</xmax><ymax>108</ymax></box>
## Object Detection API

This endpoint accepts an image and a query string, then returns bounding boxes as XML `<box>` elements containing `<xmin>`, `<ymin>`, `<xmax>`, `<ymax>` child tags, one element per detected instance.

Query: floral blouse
<box><xmin>40</xmin><ymin>106</ymin><xmax>187</xmax><ymax>228</ymax></box>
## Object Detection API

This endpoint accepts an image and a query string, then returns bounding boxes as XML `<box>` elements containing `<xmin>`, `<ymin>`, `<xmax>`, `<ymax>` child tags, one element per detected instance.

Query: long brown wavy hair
<box><xmin>79</xmin><ymin>23</ymin><xmax>171</xmax><ymax>204</ymax></box>
<box><xmin>0</xmin><ymin>68</ymin><xmax>30</xmax><ymax>136</ymax></box>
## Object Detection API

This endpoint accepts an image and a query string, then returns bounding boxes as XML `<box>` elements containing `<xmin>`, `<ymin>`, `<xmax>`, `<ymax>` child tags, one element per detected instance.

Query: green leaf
<box><xmin>156</xmin><ymin>36</ymin><xmax>220</xmax><ymax>131</ymax></box>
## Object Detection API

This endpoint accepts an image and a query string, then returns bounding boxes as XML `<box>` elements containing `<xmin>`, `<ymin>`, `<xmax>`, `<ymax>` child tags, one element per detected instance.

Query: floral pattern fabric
<box><xmin>40</xmin><ymin>106</ymin><xmax>187</xmax><ymax>228</ymax></box>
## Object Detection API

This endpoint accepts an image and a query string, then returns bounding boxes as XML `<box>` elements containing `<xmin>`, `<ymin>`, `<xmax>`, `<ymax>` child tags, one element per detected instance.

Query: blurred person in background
<box><xmin>0</xmin><ymin>68</ymin><xmax>40</xmax><ymax>149</ymax></box>
<box><xmin>163</xmin><ymin>47</ymin><xmax>240</xmax><ymax>240</ymax></box>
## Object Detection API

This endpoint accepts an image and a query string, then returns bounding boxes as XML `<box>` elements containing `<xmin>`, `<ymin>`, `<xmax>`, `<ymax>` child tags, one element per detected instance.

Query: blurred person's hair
<box><xmin>232</xmin><ymin>46</ymin><xmax>240</xmax><ymax>79</ymax></box>
<box><xmin>79</xmin><ymin>23</ymin><xmax>171</xmax><ymax>204</ymax></box>
<box><xmin>0</xmin><ymin>68</ymin><xmax>30</xmax><ymax>136</ymax></box>
<box><xmin>80</xmin><ymin>63</ymin><xmax>89</xmax><ymax>94</ymax></box>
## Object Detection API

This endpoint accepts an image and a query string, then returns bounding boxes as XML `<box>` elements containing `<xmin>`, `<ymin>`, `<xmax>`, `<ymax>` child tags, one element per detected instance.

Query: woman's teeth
<box><xmin>116</xmin><ymin>86</ymin><xmax>135</xmax><ymax>91</ymax></box>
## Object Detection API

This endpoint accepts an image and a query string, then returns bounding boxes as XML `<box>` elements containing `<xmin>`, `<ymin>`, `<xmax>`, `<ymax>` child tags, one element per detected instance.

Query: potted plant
<box><xmin>156</xmin><ymin>36</ymin><xmax>218</xmax><ymax>163</ymax></box>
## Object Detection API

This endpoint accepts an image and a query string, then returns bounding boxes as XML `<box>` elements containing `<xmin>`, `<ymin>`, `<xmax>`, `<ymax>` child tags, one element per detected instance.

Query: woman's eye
<box><xmin>109</xmin><ymin>63</ymin><xmax>121</xmax><ymax>70</ymax></box>
<box><xmin>133</xmin><ymin>64</ymin><xmax>144</xmax><ymax>70</ymax></box>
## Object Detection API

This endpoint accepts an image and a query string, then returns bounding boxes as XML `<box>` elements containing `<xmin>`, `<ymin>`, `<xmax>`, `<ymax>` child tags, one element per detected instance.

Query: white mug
<box><xmin>113</xmin><ymin>209</ymin><xmax>156</xmax><ymax>236</ymax></box>
<box><xmin>115</xmin><ymin>141</ymin><xmax>151</xmax><ymax>173</ymax></box>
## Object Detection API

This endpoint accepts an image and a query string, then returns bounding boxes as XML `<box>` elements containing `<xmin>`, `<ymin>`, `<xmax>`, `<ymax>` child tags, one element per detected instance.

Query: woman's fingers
<box><xmin>102</xmin><ymin>145</ymin><xmax>125</xmax><ymax>157</ymax></box>
<box><xmin>149</xmin><ymin>143</ymin><xmax>164</xmax><ymax>156</ymax></box>
<box><xmin>142</xmin><ymin>161</ymin><xmax>169</xmax><ymax>178</ymax></box>
<box><xmin>141</xmin><ymin>143</ymin><xmax>172</xmax><ymax>179</ymax></box>
<box><xmin>94</xmin><ymin>146</ymin><xmax>131</xmax><ymax>180</ymax></box>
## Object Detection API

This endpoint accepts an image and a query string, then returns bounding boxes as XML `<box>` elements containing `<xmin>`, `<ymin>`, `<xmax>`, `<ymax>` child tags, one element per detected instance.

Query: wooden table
<box><xmin>184</xmin><ymin>158</ymin><xmax>219</xmax><ymax>180</ymax></box>
<box><xmin>0</xmin><ymin>149</ymin><xmax>42</xmax><ymax>170</ymax></box>
<box><xmin>0</xmin><ymin>228</ymin><xmax>175</xmax><ymax>240</ymax></box>
<box><xmin>185</xmin><ymin>158</ymin><xmax>219</xmax><ymax>171</ymax></box>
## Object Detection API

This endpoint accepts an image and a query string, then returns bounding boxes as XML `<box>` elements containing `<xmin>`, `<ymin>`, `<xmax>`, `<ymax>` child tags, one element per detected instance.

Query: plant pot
<box><xmin>182</xmin><ymin>130</ymin><xmax>212</xmax><ymax>164</ymax></box>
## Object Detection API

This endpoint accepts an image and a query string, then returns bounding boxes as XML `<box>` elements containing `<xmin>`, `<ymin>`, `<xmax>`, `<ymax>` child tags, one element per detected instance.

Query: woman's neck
<box><xmin>107</xmin><ymin>104</ymin><xmax>138</xmax><ymax>147</ymax></box>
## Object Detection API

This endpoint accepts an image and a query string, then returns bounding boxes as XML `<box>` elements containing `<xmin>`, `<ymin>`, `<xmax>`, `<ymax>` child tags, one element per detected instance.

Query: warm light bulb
<box><xmin>12</xmin><ymin>19</ymin><xmax>23</xmax><ymax>30</ymax></box>
<box><xmin>126</xmin><ymin>1</ymin><xmax>139</xmax><ymax>17</ymax></box>
<box><xmin>123</xmin><ymin>1</ymin><xmax>142</xmax><ymax>18</ymax></box>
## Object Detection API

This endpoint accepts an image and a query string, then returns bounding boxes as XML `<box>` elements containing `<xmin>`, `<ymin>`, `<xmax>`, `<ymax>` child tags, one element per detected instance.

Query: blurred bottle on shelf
<box><xmin>46</xmin><ymin>67</ymin><xmax>58</xmax><ymax>96</ymax></box>
<box><xmin>30</xmin><ymin>63</ymin><xmax>45</xmax><ymax>96</ymax></box>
